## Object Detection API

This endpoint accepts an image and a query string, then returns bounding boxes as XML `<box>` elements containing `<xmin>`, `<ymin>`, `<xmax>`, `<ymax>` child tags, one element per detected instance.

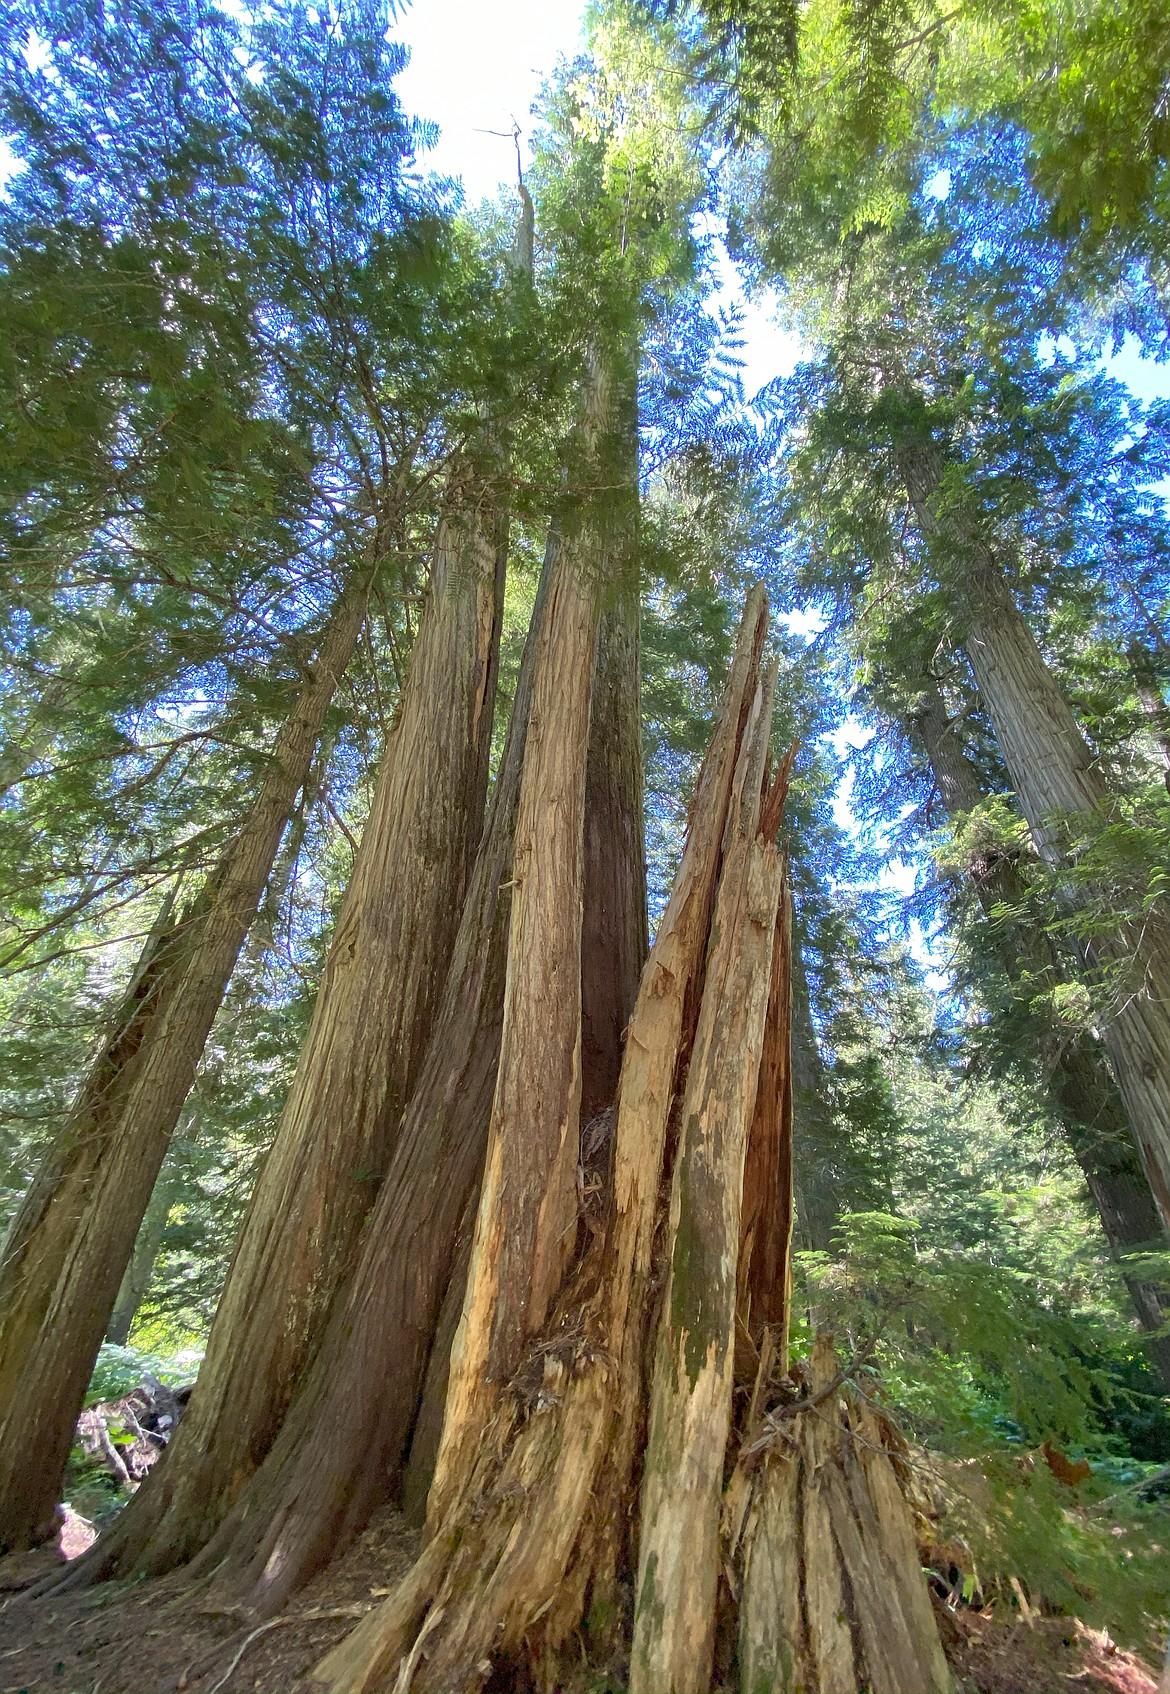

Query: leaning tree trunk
<box><xmin>913</xmin><ymin>681</ymin><xmax>1170</xmax><ymax>1390</ymax></box>
<box><xmin>104</xmin><ymin>755</ymin><xmax>329</xmax><ymax>1351</ymax></box>
<box><xmin>140</xmin><ymin>342</ymin><xmax>640</xmax><ymax>1618</ymax></box>
<box><xmin>0</xmin><ymin>545</ymin><xmax>380</xmax><ymax>1555</ymax></box>
<box><xmin>900</xmin><ymin>439</ymin><xmax>1170</xmax><ymax>1225</ymax></box>
<box><xmin>75</xmin><ymin>462</ymin><xmax>508</xmax><ymax>1582</ymax></box>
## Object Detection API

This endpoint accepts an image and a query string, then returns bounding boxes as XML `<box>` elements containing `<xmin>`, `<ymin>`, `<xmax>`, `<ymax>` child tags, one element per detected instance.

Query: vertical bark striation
<box><xmin>913</xmin><ymin>681</ymin><xmax>1170</xmax><ymax>1390</ymax></box>
<box><xmin>900</xmin><ymin>439</ymin><xmax>1170</xmax><ymax>1225</ymax></box>
<box><xmin>0</xmin><ymin>550</ymin><xmax>379</xmax><ymax>1554</ymax></box>
<box><xmin>581</xmin><ymin>354</ymin><xmax>647</xmax><ymax>1120</ymax></box>
<box><xmin>79</xmin><ymin>469</ymin><xmax>506</xmax><ymax>1579</ymax></box>
<box><xmin>629</xmin><ymin>662</ymin><xmax>785</xmax><ymax>1694</ymax></box>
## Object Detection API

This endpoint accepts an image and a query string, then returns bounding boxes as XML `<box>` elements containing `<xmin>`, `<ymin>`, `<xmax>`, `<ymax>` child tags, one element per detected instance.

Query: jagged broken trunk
<box><xmin>312</xmin><ymin>586</ymin><xmax>951</xmax><ymax>1694</ymax></box>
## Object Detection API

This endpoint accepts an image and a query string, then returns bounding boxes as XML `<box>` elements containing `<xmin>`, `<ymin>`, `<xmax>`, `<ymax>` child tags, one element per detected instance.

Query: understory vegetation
<box><xmin>0</xmin><ymin>0</ymin><xmax>1168</xmax><ymax>1687</ymax></box>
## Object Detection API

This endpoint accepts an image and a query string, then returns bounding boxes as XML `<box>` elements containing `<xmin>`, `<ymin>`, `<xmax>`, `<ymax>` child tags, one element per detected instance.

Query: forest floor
<box><xmin>0</xmin><ymin>1511</ymin><xmax>1162</xmax><ymax>1694</ymax></box>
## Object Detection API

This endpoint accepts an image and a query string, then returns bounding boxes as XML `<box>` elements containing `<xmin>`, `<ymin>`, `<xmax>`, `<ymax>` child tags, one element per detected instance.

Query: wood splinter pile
<box><xmin>312</xmin><ymin>585</ymin><xmax>953</xmax><ymax>1694</ymax></box>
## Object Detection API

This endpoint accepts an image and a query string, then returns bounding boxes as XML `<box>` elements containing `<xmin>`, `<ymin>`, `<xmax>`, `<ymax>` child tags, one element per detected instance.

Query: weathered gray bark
<box><xmin>913</xmin><ymin>681</ymin><xmax>1170</xmax><ymax>1390</ymax></box>
<box><xmin>630</xmin><ymin>660</ymin><xmax>784</xmax><ymax>1694</ymax></box>
<box><xmin>0</xmin><ymin>549</ymin><xmax>380</xmax><ymax>1554</ymax></box>
<box><xmin>78</xmin><ymin>465</ymin><xmax>507</xmax><ymax>1579</ymax></box>
<box><xmin>900</xmin><ymin>439</ymin><xmax>1170</xmax><ymax>1225</ymax></box>
<box><xmin>733</xmin><ymin>1337</ymin><xmax>952</xmax><ymax>1694</ymax></box>
<box><xmin>314</xmin><ymin>588</ymin><xmax>772</xmax><ymax>1694</ymax></box>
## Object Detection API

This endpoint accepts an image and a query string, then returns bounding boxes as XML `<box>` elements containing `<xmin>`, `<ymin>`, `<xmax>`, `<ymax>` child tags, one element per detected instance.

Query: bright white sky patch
<box><xmin>394</xmin><ymin>0</ymin><xmax>587</xmax><ymax>203</ymax></box>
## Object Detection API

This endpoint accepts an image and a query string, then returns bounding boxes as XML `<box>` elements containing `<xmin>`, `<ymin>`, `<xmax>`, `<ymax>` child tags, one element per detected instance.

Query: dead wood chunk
<box><xmin>739</xmin><ymin>1450</ymin><xmax>805</xmax><ymax>1694</ymax></box>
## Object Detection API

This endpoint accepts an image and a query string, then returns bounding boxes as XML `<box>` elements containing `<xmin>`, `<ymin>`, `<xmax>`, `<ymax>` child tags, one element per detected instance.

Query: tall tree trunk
<box><xmin>77</xmin><ymin>466</ymin><xmax>507</xmax><ymax>1580</ymax></box>
<box><xmin>791</xmin><ymin>936</ymin><xmax>837</xmax><ymax>1253</ymax></box>
<box><xmin>104</xmin><ymin>1173</ymin><xmax>176</xmax><ymax>1348</ymax></box>
<box><xmin>899</xmin><ymin>439</ymin><xmax>1170</xmax><ymax>1225</ymax></box>
<box><xmin>912</xmin><ymin>681</ymin><xmax>1170</xmax><ymax>1390</ymax></box>
<box><xmin>104</xmin><ymin>763</ymin><xmax>328</xmax><ymax>1352</ymax></box>
<box><xmin>629</xmin><ymin>661</ymin><xmax>785</xmax><ymax>1694</ymax></box>
<box><xmin>314</xmin><ymin>587</ymin><xmax>773</xmax><ymax>1694</ymax></box>
<box><xmin>425</xmin><ymin>520</ymin><xmax>600</xmax><ymax>1529</ymax></box>
<box><xmin>399</xmin><ymin>347</ymin><xmax>647</xmax><ymax>1517</ymax></box>
<box><xmin>159</xmin><ymin>525</ymin><xmax>552</xmax><ymax>1613</ymax></box>
<box><xmin>0</xmin><ymin>549</ymin><xmax>380</xmax><ymax>1554</ymax></box>
<box><xmin>580</xmin><ymin>347</ymin><xmax>647</xmax><ymax>1121</ymax></box>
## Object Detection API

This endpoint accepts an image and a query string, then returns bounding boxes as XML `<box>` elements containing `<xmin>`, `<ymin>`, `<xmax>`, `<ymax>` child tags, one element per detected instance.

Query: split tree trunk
<box><xmin>629</xmin><ymin>662</ymin><xmax>785</xmax><ymax>1694</ymax></box>
<box><xmin>313</xmin><ymin>585</ymin><xmax>772</xmax><ymax>1694</ymax></box>
<box><xmin>913</xmin><ymin>681</ymin><xmax>1170</xmax><ymax>1390</ymax></box>
<box><xmin>79</xmin><ymin>462</ymin><xmax>507</xmax><ymax>1580</ymax></box>
<box><xmin>0</xmin><ymin>547</ymin><xmax>380</xmax><ymax>1554</ymax></box>
<box><xmin>900</xmin><ymin>439</ymin><xmax>1170</xmax><ymax>1225</ymax></box>
<box><xmin>733</xmin><ymin>1335</ymin><xmax>952</xmax><ymax>1694</ymax></box>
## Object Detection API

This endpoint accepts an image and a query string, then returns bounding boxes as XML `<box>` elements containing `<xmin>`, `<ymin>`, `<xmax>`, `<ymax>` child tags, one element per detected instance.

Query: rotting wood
<box><xmin>311</xmin><ymin>586</ymin><xmax>771</xmax><ymax>1694</ymax></box>
<box><xmin>628</xmin><ymin>660</ymin><xmax>786</xmax><ymax>1694</ymax></box>
<box><xmin>734</xmin><ymin>1334</ymin><xmax>952</xmax><ymax>1694</ymax></box>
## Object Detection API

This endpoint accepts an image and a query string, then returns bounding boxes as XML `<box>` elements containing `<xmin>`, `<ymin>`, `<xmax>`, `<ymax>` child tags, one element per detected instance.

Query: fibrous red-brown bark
<box><xmin>0</xmin><ymin>548</ymin><xmax>380</xmax><ymax>1555</ymax></box>
<box><xmin>313</xmin><ymin>587</ymin><xmax>771</xmax><ymax>1694</ymax></box>
<box><xmin>67</xmin><ymin>464</ymin><xmax>507</xmax><ymax>1583</ymax></box>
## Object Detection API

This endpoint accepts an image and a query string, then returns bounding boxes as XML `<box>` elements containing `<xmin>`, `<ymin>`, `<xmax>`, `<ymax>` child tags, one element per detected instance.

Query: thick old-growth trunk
<box><xmin>314</xmin><ymin>586</ymin><xmax>773</xmax><ymax>1694</ymax></box>
<box><xmin>900</xmin><ymin>440</ymin><xmax>1170</xmax><ymax>1225</ymax></box>
<box><xmin>732</xmin><ymin>1335</ymin><xmax>952</xmax><ymax>1694</ymax></box>
<box><xmin>0</xmin><ymin>550</ymin><xmax>379</xmax><ymax>1555</ymax></box>
<box><xmin>78</xmin><ymin>467</ymin><xmax>507</xmax><ymax>1581</ymax></box>
<box><xmin>73</xmin><ymin>343</ymin><xmax>633</xmax><ymax>1612</ymax></box>
<box><xmin>312</xmin><ymin>583</ymin><xmax>947</xmax><ymax>1694</ymax></box>
<box><xmin>401</xmin><ymin>356</ymin><xmax>647</xmax><ymax>1517</ymax></box>
<box><xmin>629</xmin><ymin>664</ymin><xmax>784</xmax><ymax>1694</ymax></box>
<box><xmin>913</xmin><ymin>682</ymin><xmax>1170</xmax><ymax>1390</ymax></box>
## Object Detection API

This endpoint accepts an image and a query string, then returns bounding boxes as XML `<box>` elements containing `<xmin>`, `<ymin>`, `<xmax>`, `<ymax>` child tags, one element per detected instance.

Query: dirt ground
<box><xmin>939</xmin><ymin>1604</ymin><xmax>1161</xmax><ymax>1694</ymax></box>
<box><xmin>0</xmin><ymin>1507</ymin><xmax>418</xmax><ymax>1694</ymax></box>
<box><xmin>0</xmin><ymin>1514</ymin><xmax>1163</xmax><ymax>1694</ymax></box>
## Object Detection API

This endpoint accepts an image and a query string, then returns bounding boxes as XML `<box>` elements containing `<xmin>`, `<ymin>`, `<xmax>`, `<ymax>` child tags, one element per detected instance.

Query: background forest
<box><xmin>1</xmin><ymin>0</ymin><xmax>1169</xmax><ymax>1685</ymax></box>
